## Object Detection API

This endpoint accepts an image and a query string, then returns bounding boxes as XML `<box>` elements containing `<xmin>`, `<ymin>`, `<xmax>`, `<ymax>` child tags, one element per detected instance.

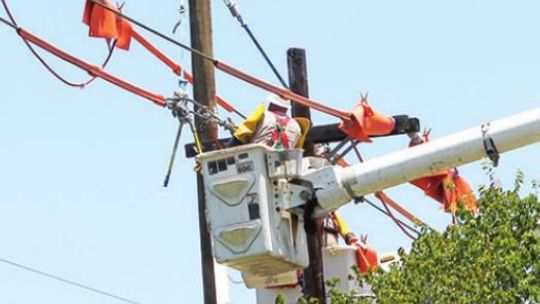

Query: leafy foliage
<box><xmin>326</xmin><ymin>175</ymin><xmax>540</xmax><ymax>304</ymax></box>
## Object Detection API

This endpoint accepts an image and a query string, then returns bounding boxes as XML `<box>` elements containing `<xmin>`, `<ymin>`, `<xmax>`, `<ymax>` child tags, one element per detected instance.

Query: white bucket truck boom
<box><xmin>311</xmin><ymin>107</ymin><xmax>540</xmax><ymax>215</ymax></box>
<box><xmin>197</xmin><ymin>106</ymin><xmax>540</xmax><ymax>290</ymax></box>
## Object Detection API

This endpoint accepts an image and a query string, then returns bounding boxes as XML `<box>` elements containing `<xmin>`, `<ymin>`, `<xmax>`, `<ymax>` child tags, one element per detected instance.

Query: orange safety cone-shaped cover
<box><xmin>409</xmin><ymin>132</ymin><xmax>477</xmax><ymax>212</ymax></box>
<box><xmin>338</xmin><ymin>94</ymin><xmax>395</xmax><ymax>142</ymax></box>
<box><xmin>355</xmin><ymin>245</ymin><xmax>379</xmax><ymax>273</ymax></box>
<box><xmin>451</xmin><ymin>174</ymin><xmax>477</xmax><ymax>211</ymax></box>
<box><xmin>411</xmin><ymin>170</ymin><xmax>476</xmax><ymax>212</ymax></box>
<box><xmin>83</xmin><ymin>0</ymin><xmax>133</xmax><ymax>50</ymax></box>
<box><xmin>344</xmin><ymin>232</ymin><xmax>379</xmax><ymax>273</ymax></box>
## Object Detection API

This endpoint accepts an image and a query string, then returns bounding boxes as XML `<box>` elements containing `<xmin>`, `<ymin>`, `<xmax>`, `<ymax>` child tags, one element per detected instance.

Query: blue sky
<box><xmin>1</xmin><ymin>1</ymin><xmax>539</xmax><ymax>303</ymax></box>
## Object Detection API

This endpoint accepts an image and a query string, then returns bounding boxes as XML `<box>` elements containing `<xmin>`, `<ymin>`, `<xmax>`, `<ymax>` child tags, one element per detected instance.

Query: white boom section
<box><xmin>314</xmin><ymin>107</ymin><xmax>540</xmax><ymax>214</ymax></box>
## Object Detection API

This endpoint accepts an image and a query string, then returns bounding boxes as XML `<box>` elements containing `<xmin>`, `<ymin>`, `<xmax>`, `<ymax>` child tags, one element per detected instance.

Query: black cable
<box><xmin>221</xmin><ymin>0</ymin><xmax>288</xmax><ymax>88</ymax></box>
<box><xmin>351</xmin><ymin>141</ymin><xmax>364</xmax><ymax>162</ymax></box>
<box><xmin>0</xmin><ymin>257</ymin><xmax>146</xmax><ymax>304</ymax></box>
<box><xmin>20</xmin><ymin>37</ymin><xmax>87</xmax><ymax>88</ymax></box>
<box><xmin>350</xmin><ymin>142</ymin><xmax>421</xmax><ymax>239</ymax></box>
<box><xmin>1</xmin><ymin>0</ymin><xmax>84</xmax><ymax>88</ymax></box>
<box><xmin>0</xmin><ymin>0</ymin><xmax>16</xmax><ymax>26</ymax></box>
<box><xmin>326</xmin><ymin>138</ymin><xmax>349</xmax><ymax>163</ymax></box>
<box><xmin>241</xmin><ymin>24</ymin><xmax>288</xmax><ymax>88</ymax></box>
<box><xmin>232</xmin><ymin>108</ymin><xmax>247</xmax><ymax>119</ymax></box>
<box><xmin>1</xmin><ymin>0</ymin><xmax>117</xmax><ymax>88</ymax></box>
<box><xmin>362</xmin><ymin>198</ymin><xmax>421</xmax><ymax>237</ymax></box>
<box><xmin>88</xmin><ymin>0</ymin><xmax>252</xmax><ymax>120</ymax></box>
<box><xmin>3</xmin><ymin>2</ymin><xmax>247</xmax><ymax>120</ymax></box>
<box><xmin>331</xmin><ymin>140</ymin><xmax>360</xmax><ymax>164</ymax></box>
<box><xmin>375</xmin><ymin>197</ymin><xmax>418</xmax><ymax>240</ymax></box>
<box><xmin>80</xmin><ymin>39</ymin><xmax>118</xmax><ymax>87</ymax></box>
<box><xmin>2</xmin><ymin>0</ymin><xmax>84</xmax><ymax>87</ymax></box>
<box><xmin>0</xmin><ymin>15</ymin><xmax>15</xmax><ymax>29</ymax></box>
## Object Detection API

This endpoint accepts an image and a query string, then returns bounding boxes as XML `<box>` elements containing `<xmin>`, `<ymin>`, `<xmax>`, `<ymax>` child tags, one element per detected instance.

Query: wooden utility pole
<box><xmin>287</xmin><ymin>48</ymin><xmax>326</xmax><ymax>303</ymax></box>
<box><xmin>189</xmin><ymin>1</ymin><xmax>218</xmax><ymax>303</ymax></box>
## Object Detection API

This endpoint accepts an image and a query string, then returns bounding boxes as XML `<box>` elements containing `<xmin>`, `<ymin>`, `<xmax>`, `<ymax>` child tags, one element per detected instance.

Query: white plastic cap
<box><xmin>266</xmin><ymin>93</ymin><xmax>290</xmax><ymax>110</ymax></box>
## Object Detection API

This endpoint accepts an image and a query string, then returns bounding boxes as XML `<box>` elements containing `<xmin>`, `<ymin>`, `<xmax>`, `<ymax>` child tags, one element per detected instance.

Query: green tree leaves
<box><xmin>327</xmin><ymin>177</ymin><xmax>540</xmax><ymax>304</ymax></box>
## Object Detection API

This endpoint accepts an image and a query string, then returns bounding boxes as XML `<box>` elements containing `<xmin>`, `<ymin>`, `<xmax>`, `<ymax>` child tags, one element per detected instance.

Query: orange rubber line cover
<box><xmin>19</xmin><ymin>28</ymin><xmax>166</xmax><ymax>107</ymax></box>
<box><xmin>83</xmin><ymin>3</ymin><xmax>240</xmax><ymax>114</ymax></box>
<box><xmin>132</xmin><ymin>30</ymin><xmax>182</xmax><ymax>76</ymax></box>
<box><xmin>375</xmin><ymin>191</ymin><xmax>427</xmax><ymax>227</ymax></box>
<box><xmin>182</xmin><ymin>71</ymin><xmax>236</xmax><ymax>113</ymax></box>
<box><xmin>82</xmin><ymin>1</ymin><xmax>392</xmax><ymax>130</ymax></box>
<box><xmin>215</xmin><ymin>61</ymin><xmax>351</xmax><ymax>120</ymax></box>
<box><xmin>215</xmin><ymin>61</ymin><xmax>400</xmax><ymax>142</ymax></box>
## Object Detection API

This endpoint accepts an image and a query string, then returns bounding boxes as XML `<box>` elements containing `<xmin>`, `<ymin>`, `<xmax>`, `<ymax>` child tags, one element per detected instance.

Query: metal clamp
<box><xmin>481</xmin><ymin>123</ymin><xmax>500</xmax><ymax>167</ymax></box>
<box><xmin>163</xmin><ymin>88</ymin><xmax>200</xmax><ymax>187</ymax></box>
<box><xmin>172</xmin><ymin>0</ymin><xmax>187</xmax><ymax>34</ymax></box>
<box><xmin>167</xmin><ymin>88</ymin><xmax>190</xmax><ymax>120</ymax></box>
<box><xmin>223</xmin><ymin>0</ymin><xmax>243</xmax><ymax>23</ymax></box>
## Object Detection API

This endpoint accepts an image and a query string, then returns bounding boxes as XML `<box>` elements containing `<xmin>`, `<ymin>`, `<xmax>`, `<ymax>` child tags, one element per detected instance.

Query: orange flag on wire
<box><xmin>411</xmin><ymin>169</ymin><xmax>476</xmax><ymax>212</ymax></box>
<box><xmin>409</xmin><ymin>133</ymin><xmax>477</xmax><ymax>212</ymax></box>
<box><xmin>83</xmin><ymin>0</ymin><xmax>133</xmax><ymax>50</ymax></box>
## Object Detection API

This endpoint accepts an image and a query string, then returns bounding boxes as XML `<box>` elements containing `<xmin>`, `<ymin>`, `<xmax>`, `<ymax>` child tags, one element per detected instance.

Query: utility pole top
<box><xmin>288</xmin><ymin>48</ymin><xmax>326</xmax><ymax>303</ymax></box>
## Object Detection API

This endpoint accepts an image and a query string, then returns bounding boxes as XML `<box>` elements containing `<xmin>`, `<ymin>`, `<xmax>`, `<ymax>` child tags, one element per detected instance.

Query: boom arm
<box><xmin>307</xmin><ymin>107</ymin><xmax>540</xmax><ymax>216</ymax></box>
<box><xmin>196</xmin><ymin>107</ymin><xmax>540</xmax><ymax>285</ymax></box>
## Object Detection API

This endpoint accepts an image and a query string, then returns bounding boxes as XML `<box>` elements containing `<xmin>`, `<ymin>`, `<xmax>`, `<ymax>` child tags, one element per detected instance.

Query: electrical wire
<box><xmin>90</xmin><ymin>0</ymin><xmax>213</xmax><ymax>62</ymax></box>
<box><xmin>349</xmin><ymin>142</ymin><xmax>422</xmax><ymax>239</ymax></box>
<box><xmin>375</xmin><ymin>197</ymin><xmax>418</xmax><ymax>240</ymax></box>
<box><xmin>0</xmin><ymin>15</ymin><xmax>15</xmax><ymax>29</ymax></box>
<box><xmin>362</xmin><ymin>198</ymin><xmax>421</xmax><ymax>237</ymax></box>
<box><xmin>2</xmin><ymin>7</ymin><xmax>245</xmax><ymax>117</ymax></box>
<box><xmin>0</xmin><ymin>0</ymin><xmax>15</xmax><ymax>26</ymax></box>
<box><xmin>88</xmin><ymin>0</ymin><xmax>252</xmax><ymax>120</ymax></box>
<box><xmin>242</xmin><ymin>24</ymin><xmax>288</xmax><ymax>88</ymax></box>
<box><xmin>0</xmin><ymin>256</ymin><xmax>146</xmax><ymax>304</ymax></box>
<box><xmin>1</xmin><ymin>0</ymin><xmax>117</xmax><ymax>88</ymax></box>
<box><xmin>221</xmin><ymin>0</ymin><xmax>289</xmax><ymax>88</ymax></box>
<box><xmin>88</xmin><ymin>0</ymin><xmax>353</xmax><ymax>121</ymax></box>
<box><xmin>351</xmin><ymin>141</ymin><xmax>364</xmax><ymax>162</ymax></box>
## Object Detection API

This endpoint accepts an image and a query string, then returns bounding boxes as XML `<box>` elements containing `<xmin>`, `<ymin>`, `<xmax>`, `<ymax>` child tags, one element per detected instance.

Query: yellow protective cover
<box><xmin>293</xmin><ymin>117</ymin><xmax>311</xmax><ymax>149</ymax></box>
<box><xmin>333</xmin><ymin>211</ymin><xmax>352</xmax><ymax>239</ymax></box>
<box><xmin>233</xmin><ymin>104</ymin><xmax>266</xmax><ymax>143</ymax></box>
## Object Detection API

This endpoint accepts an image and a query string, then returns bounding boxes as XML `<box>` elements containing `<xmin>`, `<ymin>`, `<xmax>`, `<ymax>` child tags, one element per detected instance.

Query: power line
<box><xmin>362</xmin><ymin>198</ymin><xmax>421</xmax><ymax>237</ymax></box>
<box><xmin>89</xmin><ymin>0</ymin><xmax>352</xmax><ymax>121</ymax></box>
<box><xmin>348</xmin><ymin>142</ymin><xmax>422</xmax><ymax>239</ymax></box>
<box><xmin>1</xmin><ymin>0</ymin><xmax>117</xmax><ymax>88</ymax></box>
<box><xmin>0</xmin><ymin>15</ymin><xmax>15</xmax><ymax>29</ymax></box>
<box><xmin>373</xmin><ymin>196</ymin><xmax>419</xmax><ymax>240</ymax></box>
<box><xmin>221</xmin><ymin>0</ymin><xmax>289</xmax><ymax>88</ymax></box>
<box><xmin>89</xmin><ymin>0</ymin><xmax>214</xmax><ymax>62</ymax></box>
<box><xmin>0</xmin><ymin>256</ymin><xmax>146</xmax><ymax>304</ymax></box>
